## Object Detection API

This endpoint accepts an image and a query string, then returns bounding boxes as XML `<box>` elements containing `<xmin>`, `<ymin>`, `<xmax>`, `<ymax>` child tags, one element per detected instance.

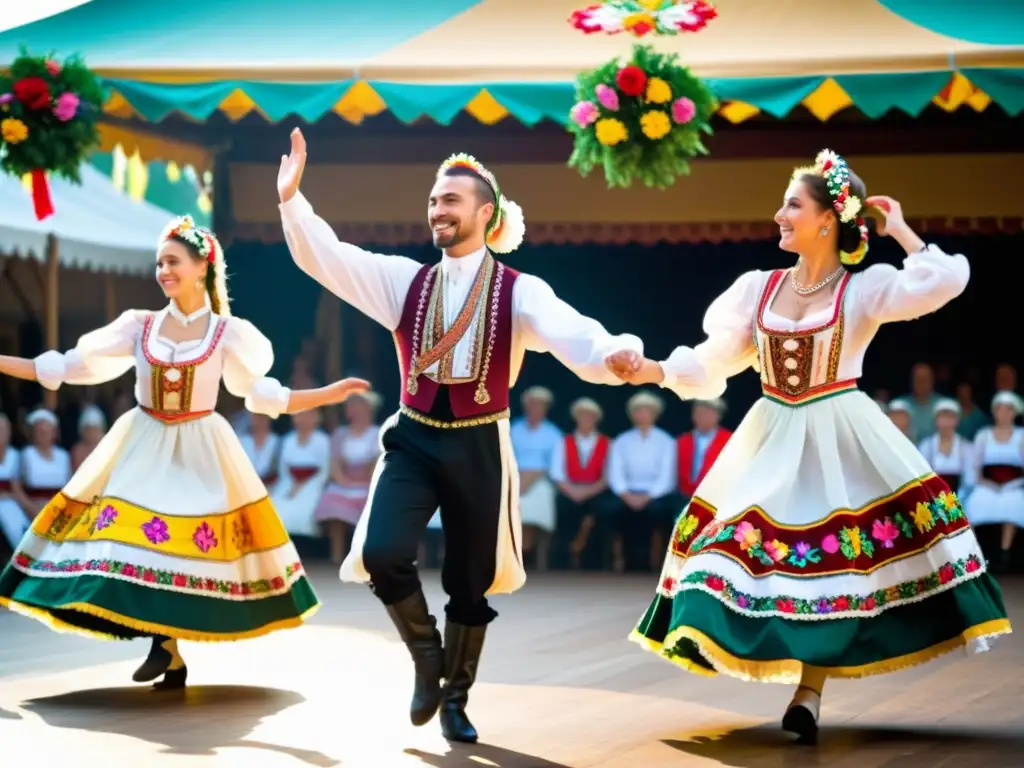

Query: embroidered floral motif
<box><xmin>671</xmin><ymin>554</ymin><xmax>984</xmax><ymax>617</ymax></box>
<box><xmin>231</xmin><ymin>514</ymin><xmax>253</xmax><ymax>550</ymax></box>
<box><xmin>95</xmin><ymin>505</ymin><xmax>118</xmax><ymax>531</ymax></box>
<box><xmin>141</xmin><ymin>517</ymin><xmax>170</xmax><ymax>545</ymax></box>
<box><xmin>192</xmin><ymin>522</ymin><xmax>218</xmax><ymax>553</ymax></box>
<box><xmin>13</xmin><ymin>552</ymin><xmax>302</xmax><ymax>596</ymax></box>
<box><xmin>45</xmin><ymin>509</ymin><xmax>72</xmax><ymax>538</ymax></box>
<box><xmin>678</xmin><ymin>490</ymin><xmax>967</xmax><ymax>575</ymax></box>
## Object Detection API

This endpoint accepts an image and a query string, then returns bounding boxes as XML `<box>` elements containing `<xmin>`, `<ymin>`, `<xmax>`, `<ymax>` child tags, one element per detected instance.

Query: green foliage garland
<box><xmin>568</xmin><ymin>44</ymin><xmax>718</xmax><ymax>189</ymax></box>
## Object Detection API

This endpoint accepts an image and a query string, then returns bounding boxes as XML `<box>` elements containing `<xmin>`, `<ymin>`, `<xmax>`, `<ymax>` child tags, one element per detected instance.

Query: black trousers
<box><xmin>361</xmin><ymin>393</ymin><xmax>506</xmax><ymax>627</ymax></box>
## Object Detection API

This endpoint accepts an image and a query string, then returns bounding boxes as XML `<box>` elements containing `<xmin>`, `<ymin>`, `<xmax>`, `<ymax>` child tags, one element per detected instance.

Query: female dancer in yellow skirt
<box><xmin>0</xmin><ymin>215</ymin><xmax>368</xmax><ymax>689</ymax></box>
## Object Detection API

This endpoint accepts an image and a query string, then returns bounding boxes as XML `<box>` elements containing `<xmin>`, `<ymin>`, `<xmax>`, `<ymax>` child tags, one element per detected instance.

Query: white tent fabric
<box><xmin>0</xmin><ymin>163</ymin><xmax>179</xmax><ymax>274</ymax></box>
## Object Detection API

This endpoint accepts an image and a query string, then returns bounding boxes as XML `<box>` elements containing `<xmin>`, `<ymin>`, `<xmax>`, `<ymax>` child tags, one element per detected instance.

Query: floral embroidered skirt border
<box><xmin>631</xmin><ymin>391</ymin><xmax>1011</xmax><ymax>683</ymax></box>
<box><xmin>0</xmin><ymin>407</ymin><xmax>320</xmax><ymax>641</ymax></box>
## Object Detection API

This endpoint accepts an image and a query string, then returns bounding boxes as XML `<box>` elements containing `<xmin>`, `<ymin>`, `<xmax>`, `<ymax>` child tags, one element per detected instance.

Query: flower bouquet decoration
<box><xmin>0</xmin><ymin>48</ymin><xmax>104</xmax><ymax>220</ymax></box>
<box><xmin>566</xmin><ymin>1</ymin><xmax>718</xmax><ymax>189</ymax></box>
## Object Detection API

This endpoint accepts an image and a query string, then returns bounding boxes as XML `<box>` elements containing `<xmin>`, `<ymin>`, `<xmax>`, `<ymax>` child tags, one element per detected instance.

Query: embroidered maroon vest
<box><xmin>394</xmin><ymin>259</ymin><xmax>519</xmax><ymax>419</ymax></box>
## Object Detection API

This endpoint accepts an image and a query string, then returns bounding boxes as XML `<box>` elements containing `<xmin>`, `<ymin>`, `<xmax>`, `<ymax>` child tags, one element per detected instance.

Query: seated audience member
<box><xmin>607</xmin><ymin>391</ymin><xmax>678</xmax><ymax>572</ymax></box>
<box><xmin>240</xmin><ymin>412</ymin><xmax>282</xmax><ymax>488</ymax></box>
<box><xmin>13</xmin><ymin>409</ymin><xmax>71</xmax><ymax>526</ymax></box>
<box><xmin>886</xmin><ymin>398</ymin><xmax>915</xmax><ymax>440</ymax></box>
<box><xmin>964</xmin><ymin>391</ymin><xmax>1024</xmax><ymax>573</ymax></box>
<box><xmin>510</xmin><ymin>386</ymin><xmax>562</xmax><ymax>571</ymax></box>
<box><xmin>71</xmin><ymin>405</ymin><xmax>107</xmax><ymax>471</ymax></box>
<box><xmin>315</xmin><ymin>391</ymin><xmax>383</xmax><ymax>565</ymax></box>
<box><xmin>677</xmin><ymin>398</ymin><xmax>731</xmax><ymax>503</ymax></box>
<box><xmin>918</xmin><ymin>398</ymin><xmax>975</xmax><ymax>499</ymax></box>
<box><xmin>550</xmin><ymin>398</ymin><xmax>612</xmax><ymax>569</ymax></box>
<box><xmin>272</xmin><ymin>408</ymin><xmax>331</xmax><ymax>541</ymax></box>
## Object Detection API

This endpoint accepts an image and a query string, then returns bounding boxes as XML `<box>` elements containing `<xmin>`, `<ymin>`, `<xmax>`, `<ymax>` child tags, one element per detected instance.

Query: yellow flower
<box><xmin>640</xmin><ymin>110</ymin><xmax>672</xmax><ymax>140</ymax></box>
<box><xmin>1</xmin><ymin>118</ymin><xmax>28</xmax><ymax>144</ymax></box>
<box><xmin>843</xmin><ymin>526</ymin><xmax>862</xmax><ymax>557</ymax></box>
<box><xmin>911</xmin><ymin>502</ymin><xmax>935</xmax><ymax>532</ymax></box>
<box><xmin>638</xmin><ymin>0</ymin><xmax>663</xmax><ymax>9</ymax></box>
<box><xmin>624</xmin><ymin>12</ymin><xmax>657</xmax><ymax>34</ymax></box>
<box><xmin>645</xmin><ymin>77</ymin><xmax>672</xmax><ymax>104</ymax></box>
<box><xmin>595</xmin><ymin>117</ymin><xmax>628</xmax><ymax>147</ymax></box>
<box><xmin>675</xmin><ymin>514</ymin><xmax>698</xmax><ymax>542</ymax></box>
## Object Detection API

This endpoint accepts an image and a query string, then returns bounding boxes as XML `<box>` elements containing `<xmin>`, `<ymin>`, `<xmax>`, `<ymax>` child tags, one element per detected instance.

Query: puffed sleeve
<box><xmin>221</xmin><ymin>318</ymin><xmax>292</xmax><ymax>419</ymax></box>
<box><xmin>34</xmin><ymin>310</ymin><xmax>142</xmax><ymax>390</ymax></box>
<box><xmin>658</xmin><ymin>271</ymin><xmax>763</xmax><ymax>401</ymax></box>
<box><xmin>854</xmin><ymin>244</ymin><xmax>969</xmax><ymax>324</ymax></box>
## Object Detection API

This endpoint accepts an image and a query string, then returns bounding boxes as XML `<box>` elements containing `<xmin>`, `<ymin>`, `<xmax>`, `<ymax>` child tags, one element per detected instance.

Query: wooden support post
<box><xmin>104</xmin><ymin>273</ymin><xmax>117</xmax><ymax>322</ymax></box>
<box><xmin>43</xmin><ymin>234</ymin><xmax>59</xmax><ymax>411</ymax></box>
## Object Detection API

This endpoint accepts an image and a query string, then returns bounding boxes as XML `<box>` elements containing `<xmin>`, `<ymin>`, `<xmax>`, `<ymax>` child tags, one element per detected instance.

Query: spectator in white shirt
<box><xmin>510</xmin><ymin>386</ymin><xmax>562</xmax><ymax>570</ymax></box>
<box><xmin>607</xmin><ymin>391</ymin><xmax>678</xmax><ymax>572</ymax></box>
<box><xmin>550</xmin><ymin>397</ymin><xmax>612</xmax><ymax>569</ymax></box>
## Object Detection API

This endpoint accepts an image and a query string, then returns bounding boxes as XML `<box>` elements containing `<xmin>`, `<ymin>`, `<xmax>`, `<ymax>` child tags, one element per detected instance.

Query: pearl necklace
<box><xmin>790</xmin><ymin>265</ymin><xmax>845</xmax><ymax>296</ymax></box>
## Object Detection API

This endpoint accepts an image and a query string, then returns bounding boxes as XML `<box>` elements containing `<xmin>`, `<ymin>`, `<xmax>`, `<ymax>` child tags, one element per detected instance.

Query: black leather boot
<box><xmin>439</xmin><ymin>621</ymin><xmax>487</xmax><ymax>743</ymax></box>
<box><xmin>133</xmin><ymin>635</ymin><xmax>188</xmax><ymax>689</ymax></box>
<box><xmin>385</xmin><ymin>591</ymin><xmax>444</xmax><ymax>726</ymax></box>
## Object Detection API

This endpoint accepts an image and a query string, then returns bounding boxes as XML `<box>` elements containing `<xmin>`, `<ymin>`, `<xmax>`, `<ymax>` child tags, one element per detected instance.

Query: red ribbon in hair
<box><xmin>30</xmin><ymin>169</ymin><xmax>54</xmax><ymax>221</ymax></box>
<box><xmin>204</xmin><ymin>233</ymin><xmax>216</xmax><ymax>263</ymax></box>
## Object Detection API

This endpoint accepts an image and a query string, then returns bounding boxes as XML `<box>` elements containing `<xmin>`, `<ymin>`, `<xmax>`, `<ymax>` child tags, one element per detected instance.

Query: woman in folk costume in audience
<box><xmin>964</xmin><ymin>391</ymin><xmax>1024</xmax><ymax>573</ymax></box>
<box><xmin>613</xmin><ymin>150</ymin><xmax>1009</xmax><ymax>743</ymax></box>
<box><xmin>239</xmin><ymin>412</ymin><xmax>282</xmax><ymax>489</ymax></box>
<box><xmin>0</xmin><ymin>415</ymin><xmax>25</xmax><ymax>550</ymax></box>
<box><xmin>272</xmin><ymin>407</ymin><xmax>331</xmax><ymax>539</ymax></box>
<box><xmin>13</xmin><ymin>409</ymin><xmax>72</xmax><ymax>516</ymax></box>
<box><xmin>0</xmin><ymin>215</ymin><xmax>368</xmax><ymax>689</ymax></box>
<box><xmin>71</xmin><ymin>405</ymin><xmax>107</xmax><ymax>471</ymax></box>
<box><xmin>315</xmin><ymin>390</ymin><xmax>383</xmax><ymax>564</ymax></box>
<box><xmin>511</xmin><ymin>386</ymin><xmax>562</xmax><ymax>570</ymax></box>
<box><xmin>918</xmin><ymin>398</ymin><xmax>975</xmax><ymax>499</ymax></box>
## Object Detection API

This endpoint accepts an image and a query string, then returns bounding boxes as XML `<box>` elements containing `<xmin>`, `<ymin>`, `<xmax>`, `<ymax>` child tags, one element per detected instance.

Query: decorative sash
<box><xmin>289</xmin><ymin>466</ymin><xmax>320</xmax><ymax>482</ymax></box>
<box><xmin>407</xmin><ymin>254</ymin><xmax>494</xmax><ymax>398</ymax></box>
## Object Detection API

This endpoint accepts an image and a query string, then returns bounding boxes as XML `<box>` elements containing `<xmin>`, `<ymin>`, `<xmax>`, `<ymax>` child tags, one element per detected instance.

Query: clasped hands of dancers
<box><xmin>0</xmin><ymin>130</ymin><xmax>1010</xmax><ymax>747</ymax></box>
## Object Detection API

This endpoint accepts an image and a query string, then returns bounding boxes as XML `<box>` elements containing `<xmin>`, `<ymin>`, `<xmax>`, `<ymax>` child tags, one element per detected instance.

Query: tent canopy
<box><xmin>0</xmin><ymin>164</ymin><xmax>181</xmax><ymax>273</ymax></box>
<box><xmin>2</xmin><ymin>0</ymin><xmax>1022</xmax><ymax>128</ymax></box>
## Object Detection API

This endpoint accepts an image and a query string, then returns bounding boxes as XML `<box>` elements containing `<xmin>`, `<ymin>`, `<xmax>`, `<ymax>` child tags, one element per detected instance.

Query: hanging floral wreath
<box><xmin>567</xmin><ymin>44</ymin><xmax>717</xmax><ymax>189</ymax></box>
<box><xmin>570</xmin><ymin>0</ymin><xmax>718</xmax><ymax>37</ymax></box>
<box><xmin>0</xmin><ymin>48</ymin><xmax>104</xmax><ymax>220</ymax></box>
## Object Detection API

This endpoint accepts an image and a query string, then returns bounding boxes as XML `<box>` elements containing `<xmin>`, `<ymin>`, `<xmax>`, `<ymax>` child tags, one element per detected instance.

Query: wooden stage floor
<box><xmin>1</xmin><ymin>565</ymin><xmax>1022</xmax><ymax>767</ymax></box>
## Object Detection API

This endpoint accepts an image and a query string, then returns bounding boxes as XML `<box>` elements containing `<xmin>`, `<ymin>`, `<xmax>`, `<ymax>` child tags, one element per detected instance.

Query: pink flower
<box><xmin>53</xmin><ymin>92</ymin><xmax>79</xmax><ymax>122</ymax></box>
<box><xmin>595</xmin><ymin>84</ymin><xmax>619</xmax><ymax>111</ymax></box>
<box><xmin>570</xmin><ymin>100</ymin><xmax>599</xmax><ymax>128</ymax></box>
<box><xmin>0</xmin><ymin>93</ymin><xmax>11</xmax><ymax>106</ymax></box>
<box><xmin>192</xmin><ymin>521</ymin><xmax>219</xmax><ymax>554</ymax></box>
<box><xmin>671</xmin><ymin>97</ymin><xmax>696</xmax><ymax>124</ymax></box>
<box><xmin>871</xmin><ymin>517</ymin><xmax>900</xmax><ymax>549</ymax></box>
<box><xmin>44</xmin><ymin>59</ymin><xmax>62</xmax><ymax>76</ymax></box>
<box><xmin>821</xmin><ymin>534</ymin><xmax>840</xmax><ymax>554</ymax></box>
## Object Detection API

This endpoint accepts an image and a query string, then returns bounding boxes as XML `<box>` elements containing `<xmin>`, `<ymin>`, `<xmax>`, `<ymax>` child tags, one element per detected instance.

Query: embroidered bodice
<box><xmin>656</xmin><ymin>245</ymin><xmax>971</xmax><ymax>402</ymax></box>
<box><xmin>33</xmin><ymin>308</ymin><xmax>291</xmax><ymax>419</ymax></box>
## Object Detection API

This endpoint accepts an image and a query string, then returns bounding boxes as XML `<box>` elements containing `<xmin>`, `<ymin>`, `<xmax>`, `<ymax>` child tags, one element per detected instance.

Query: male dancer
<box><xmin>277</xmin><ymin>129</ymin><xmax>641</xmax><ymax>742</ymax></box>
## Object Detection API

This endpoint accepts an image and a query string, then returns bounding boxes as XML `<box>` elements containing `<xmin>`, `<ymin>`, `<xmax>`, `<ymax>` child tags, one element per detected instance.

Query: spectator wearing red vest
<box><xmin>677</xmin><ymin>398</ymin><xmax>731</xmax><ymax>500</ymax></box>
<box><xmin>550</xmin><ymin>397</ymin><xmax>612</xmax><ymax>569</ymax></box>
<box><xmin>607</xmin><ymin>391</ymin><xmax>679</xmax><ymax>572</ymax></box>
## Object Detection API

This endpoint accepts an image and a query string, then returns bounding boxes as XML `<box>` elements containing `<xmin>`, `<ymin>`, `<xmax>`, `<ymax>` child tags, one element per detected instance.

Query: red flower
<box><xmin>241</xmin><ymin>584</ymin><xmax>252</xmax><ymax>596</ymax></box>
<box><xmin>230</xmin><ymin>583</ymin><xmax>241</xmax><ymax>595</ymax></box>
<box><xmin>775</xmin><ymin>599</ymin><xmax>795</xmax><ymax>613</ymax></box>
<box><xmin>204</xmin><ymin>578</ymin><xmax>217</xmax><ymax>591</ymax></box>
<box><xmin>172</xmin><ymin>574</ymin><xmax>187</xmax><ymax>587</ymax></box>
<box><xmin>13</xmin><ymin>77</ymin><xmax>52</xmax><ymax>110</ymax></box>
<box><xmin>44</xmin><ymin>59</ymin><xmax>61</xmax><ymax>76</ymax></box>
<box><xmin>143</xmin><ymin>570</ymin><xmax>157</xmax><ymax>583</ymax></box>
<box><xmin>569</xmin><ymin>6</ymin><xmax>603</xmax><ymax>33</ymax></box>
<box><xmin>938</xmin><ymin>564</ymin><xmax>955</xmax><ymax>584</ymax></box>
<box><xmin>705</xmin><ymin>575</ymin><xmax>725</xmax><ymax>591</ymax></box>
<box><xmin>615</xmin><ymin>65</ymin><xmax>647</xmax><ymax>97</ymax></box>
<box><xmin>122</xmin><ymin>564</ymin><xmax>137</xmax><ymax>578</ymax></box>
<box><xmin>862</xmin><ymin>596</ymin><xmax>876</xmax><ymax>611</ymax></box>
<box><xmin>629</xmin><ymin>20</ymin><xmax>655</xmax><ymax>36</ymax></box>
<box><xmin>661</xmin><ymin>577</ymin><xmax>676</xmax><ymax>591</ymax></box>
<box><xmin>270</xmin><ymin>576</ymin><xmax>285</xmax><ymax>590</ymax></box>
<box><xmin>966</xmin><ymin>557</ymin><xmax>981</xmax><ymax>573</ymax></box>
<box><xmin>832</xmin><ymin>596</ymin><xmax>849</xmax><ymax>611</ymax></box>
<box><xmin>99</xmin><ymin>561</ymin><xmax>111</xmax><ymax>572</ymax></box>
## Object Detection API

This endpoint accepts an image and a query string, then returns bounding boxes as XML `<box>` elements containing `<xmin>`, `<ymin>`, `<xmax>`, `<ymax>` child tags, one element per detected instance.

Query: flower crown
<box><xmin>160</xmin><ymin>215</ymin><xmax>218</xmax><ymax>263</ymax></box>
<box><xmin>437</xmin><ymin>153</ymin><xmax>525</xmax><ymax>254</ymax></box>
<box><xmin>792</xmin><ymin>149</ymin><xmax>869</xmax><ymax>266</ymax></box>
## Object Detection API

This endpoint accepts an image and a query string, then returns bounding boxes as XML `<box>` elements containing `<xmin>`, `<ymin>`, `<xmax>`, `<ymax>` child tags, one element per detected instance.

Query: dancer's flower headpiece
<box><xmin>437</xmin><ymin>154</ymin><xmax>525</xmax><ymax>254</ymax></box>
<box><xmin>160</xmin><ymin>214</ymin><xmax>219</xmax><ymax>263</ymax></box>
<box><xmin>792</xmin><ymin>149</ymin><xmax>869</xmax><ymax>266</ymax></box>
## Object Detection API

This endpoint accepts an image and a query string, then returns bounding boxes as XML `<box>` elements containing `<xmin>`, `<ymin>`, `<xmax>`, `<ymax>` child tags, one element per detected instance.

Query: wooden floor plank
<box><xmin>0</xmin><ymin>566</ymin><xmax>1021</xmax><ymax>766</ymax></box>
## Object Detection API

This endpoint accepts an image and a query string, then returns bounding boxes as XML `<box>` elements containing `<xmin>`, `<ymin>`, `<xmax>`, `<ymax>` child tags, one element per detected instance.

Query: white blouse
<box><xmin>0</xmin><ymin>447</ymin><xmax>20</xmax><ymax>485</ymax></box>
<box><xmin>918</xmin><ymin>434</ymin><xmax>975</xmax><ymax>484</ymax></box>
<box><xmin>20</xmin><ymin>445</ymin><xmax>71</xmax><ymax>490</ymax></box>
<box><xmin>31</xmin><ymin>307</ymin><xmax>292</xmax><ymax>418</ymax></box>
<box><xmin>657</xmin><ymin>245</ymin><xmax>970</xmax><ymax>400</ymax></box>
